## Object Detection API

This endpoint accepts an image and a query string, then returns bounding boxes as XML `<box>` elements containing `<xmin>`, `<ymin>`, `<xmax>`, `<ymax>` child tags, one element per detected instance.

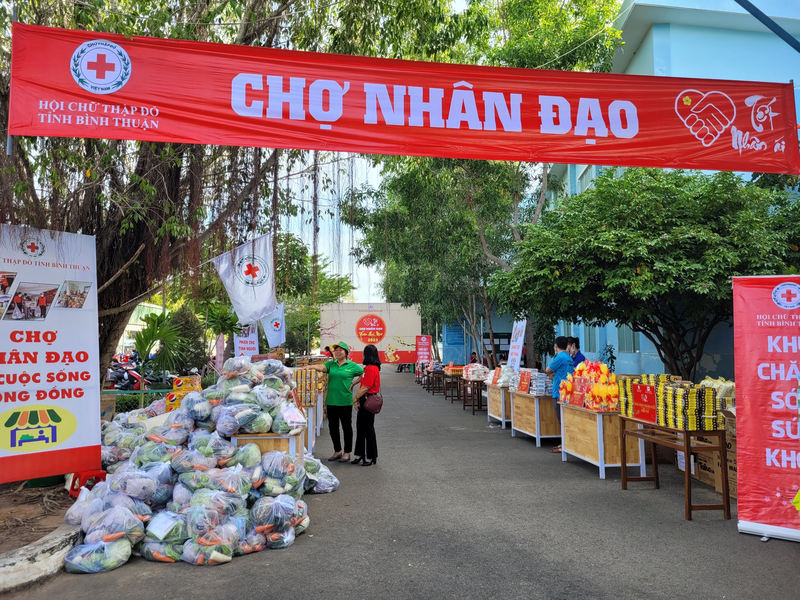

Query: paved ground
<box><xmin>11</xmin><ymin>371</ymin><xmax>800</xmax><ymax>599</ymax></box>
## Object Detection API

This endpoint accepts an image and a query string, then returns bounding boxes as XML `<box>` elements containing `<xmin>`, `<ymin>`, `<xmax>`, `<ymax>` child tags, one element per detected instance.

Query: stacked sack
<box><xmin>64</xmin><ymin>356</ymin><xmax>340</xmax><ymax>573</ymax></box>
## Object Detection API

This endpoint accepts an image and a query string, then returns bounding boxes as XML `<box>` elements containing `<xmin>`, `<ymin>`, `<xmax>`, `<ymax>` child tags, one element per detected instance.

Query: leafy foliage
<box><xmin>169</xmin><ymin>305</ymin><xmax>209</xmax><ymax>372</ymax></box>
<box><xmin>134</xmin><ymin>312</ymin><xmax>188</xmax><ymax>373</ymax></box>
<box><xmin>492</xmin><ymin>168</ymin><xmax>800</xmax><ymax>379</ymax></box>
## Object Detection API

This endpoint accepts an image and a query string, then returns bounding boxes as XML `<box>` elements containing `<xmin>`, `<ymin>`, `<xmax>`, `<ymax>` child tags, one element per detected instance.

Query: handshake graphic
<box><xmin>675</xmin><ymin>89</ymin><xmax>736</xmax><ymax>147</ymax></box>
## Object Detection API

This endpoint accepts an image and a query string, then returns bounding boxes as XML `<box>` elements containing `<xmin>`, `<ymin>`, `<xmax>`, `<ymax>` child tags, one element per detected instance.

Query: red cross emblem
<box><xmin>781</xmin><ymin>288</ymin><xmax>798</xmax><ymax>304</ymax></box>
<box><xmin>87</xmin><ymin>53</ymin><xmax>116</xmax><ymax>79</ymax></box>
<box><xmin>26</xmin><ymin>242</ymin><xmax>39</xmax><ymax>254</ymax></box>
<box><xmin>243</xmin><ymin>263</ymin><xmax>260</xmax><ymax>278</ymax></box>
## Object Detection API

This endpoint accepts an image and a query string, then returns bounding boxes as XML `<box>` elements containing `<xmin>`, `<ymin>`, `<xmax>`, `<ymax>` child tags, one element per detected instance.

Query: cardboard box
<box><xmin>166</xmin><ymin>391</ymin><xmax>187</xmax><ymax>412</ymax></box>
<box><xmin>676</xmin><ymin>450</ymin><xmax>696</xmax><ymax>475</ymax></box>
<box><xmin>714</xmin><ymin>437</ymin><xmax>737</xmax><ymax>498</ymax></box>
<box><xmin>100</xmin><ymin>393</ymin><xmax>116</xmax><ymax>422</ymax></box>
<box><xmin>173</xmin><ymin>375</ymin><xmax>202</xmax><ymax>392</ymax></box>
<box><xmin>695</xmin><ymin>452</ymin><xmax>717</xmax><ymax>487</ymax></box>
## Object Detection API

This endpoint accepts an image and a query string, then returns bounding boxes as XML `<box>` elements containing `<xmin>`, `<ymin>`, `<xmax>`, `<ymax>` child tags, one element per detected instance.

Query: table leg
<box><xmin>621</xmin><ymin>417</ymin><xmax>628</xmax><ymax>490</ymax></box>
<box><xmin>534</xmin><ymin>397</ymin><xmax>541</xmax><ymax>448</ymax></box>
<box><xmin>597</xmin><ymin>414</ymin><xmax>606</xmax><ymax>479</ymax></box>
<box><xmin>651</xmin><ymin>441</ymin><xmax>660</xmax><ymax>489</ymax></box>
<box><xmin>684</xmin><ymin>433</ymin><xmax>693</xmax><ymax>521</ymax></box>
<box><xmin>560</xmin><ymin>405</ymin><xmax>567</xmax><ymax>463</ymax></box>
<box><xmin>719</xmin><ymin>430</ymin><xmax>731</xmax><ymax>519</ymax></box>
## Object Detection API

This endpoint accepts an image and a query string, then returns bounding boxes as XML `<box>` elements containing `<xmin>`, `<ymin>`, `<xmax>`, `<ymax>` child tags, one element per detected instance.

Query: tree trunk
<box><xmin>525</xmin><ymin>316</ymin><xmax>535</xmax><ymax>368</ymax></box>
<box><xmin>480</xmin><ymin>285</ymin><xmax>497</xmax><ymax>368</ymax></box>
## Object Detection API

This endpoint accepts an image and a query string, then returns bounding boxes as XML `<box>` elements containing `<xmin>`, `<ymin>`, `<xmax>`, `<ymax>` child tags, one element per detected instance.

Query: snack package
<box><xmin>64</xmin><ymin>539</ymin><xmax>132</xmax><ymax>574</ymax></box>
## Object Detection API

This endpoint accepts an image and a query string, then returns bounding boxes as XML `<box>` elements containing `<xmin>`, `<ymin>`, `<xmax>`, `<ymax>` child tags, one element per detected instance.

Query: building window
<box><xmin>578</xmin><ymin>166</ymin><xmax>593</xmax><ymax>193</ymax></box>
<box><xmin>561</xmin><ymin>322</ymin><xmax>572</xmax><ymax>337</ymax></box>
<box><xmin>618</xmin><ymin>325</ymin><xmax>640</xmax><ymax>353</ymax></box>
<box><xmin>584</xmin><ymin>326</ymin><xmax>598</xmax><ymax>353</ymax></box>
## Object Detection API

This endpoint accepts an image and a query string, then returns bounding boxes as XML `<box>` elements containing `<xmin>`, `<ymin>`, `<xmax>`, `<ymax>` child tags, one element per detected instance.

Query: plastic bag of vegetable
<box><xmin>206</xmin><ymin>432</ymin><xmax>237</xmax><ymax>462</ymax></box>
<box><xmin>171</xmin><ymin>482</ymin><xmax>193</xmax><ymax>507</ymax></box>
<box><xmin>114</xmin><ymin>409</ymin><xmax>149</xmax><ymax>427</ymax></box>
<box><xmin>202</xmin><ymin>386</ymin><xmax>227</xmax><ymax>406</ymax></box>
<box><xmin>107</xmin><ymin>470</ymin><xmax>157</xmax><ymax>501</ymax></box>
<box><xmin>189</xmin><ymin>489</ymin><xmax>245</xmax><ymax>515</ymax></box>
<box><xmin>139</xmin><ymin>540</ymin><xmax>184</xmax><ymax>563</ymax></box>
<box><xmin>222</xmin><ymin>355</ymin><xmax>251</xmax><ymax>378</ymax></box>
<box><xmin>80</xmin><ymin>498</ymin><xmax>106</xmax><ymax>533</ymax></box>
<box><xmin>145</xmin><ymin>397</ymin><xmax>167</xmax><ymax>417</ymax></box>
<box><xmin>222</xmin><ymin>391</ymin><xmax>258</xmax><ymax>406</ymax></box>
<box><xmin>281</xmin><ymin>465</ymin><xmax>308</xmax><ymax>500</ymax></box>
<box><xmin>261</xmin><ymin>451</ymin><xmax>297</xmax><ymax>479</ymax></box>
<box><xmin>243</xmin><ymin>464</ymin><xmax>265</xmax><ymax>489</ymax></box>
<box><xmin>171</xmin><ymin>448</ymin><xmax>218</xmax><ymax>474</ymax></box>
<box><xmin>183</xmin><ymin>391</ymin><xmax>212</xmax><ymax>421</ymax></box>
<box><xmin>140</xmin><ymin>461</ymin><xmax>175</xmax><ymax>484</ymax></box>
<box><xmin>64</xmin><ymin>539</ymin><xmax>132</xmax><ymax>574</ymax></box>
<box><xmin>310</xmin><ymin>465</ymin><xmax>340</xmax><ymax>494</ymax></box>
<box><xmin>215</xmin><ymin>376</ymin><xmax>252</xmax><ymax>396</ymax></box>
<box><xmin>83</xmin><ymin>506</ymin><xmax>145</xmax><ymax>545</ymax></box>
<box><xmin>64</xmin><ymin>487</ymin><xmax>98</xmax><ymax>526</ymax></box>
<box><xmin>144</xmin><ymin>511</ymin><xmax>189</xmax><ymax>543</ymax></box>
<box><xmin>252</xmin><ymin>385</ymin><xmax>282</xmax><ymax>412</ymax></box>
<box><xmin>195</xmin><ymin>522</ymin><xmax>241</xmax><ymax>547</ymax></box>
<box><xmin>147</xmin><ymin>425</ymin><xmax>190</xmax><ymax>446</ymax></box>
<box><xmin>261</xmin><ymin>359</ymin><xmax>284</xmax><ymax>377</ymax></box>
<box><xmin>101</xmin><ymin>445</ymin><xmax>132</xmax><ymax>468</ymax></box>
<box><xmin>293</xmin><ymin>500</ymin><xmax>310</xmax><ymax>535</ymax></box>
<box><xmin>265</xmin><ymin>527</ymin><xmax>295</xmax><ymax>549</ymax></box>
<box><xmin>189</xmin><ymin>429</ymin><xmax>213</xmax><ymax>452</ymax></box>
<box><xmin>234</xmin><ymin>528</ymin><xmax>266</xmax><ymax>555</ymax></box>
<box><xmin>222</xmin><ymin>443</ymin><xmax>261</xmax><ymax>468</ymax></box>
<box><xmin>178</xmin><ymin>470</ymin><xmax>213</xmax><ymax>492</ymax></box>
<box><xmin>103</xmin><ymin>491</ymin><xmax>153</xmax><ymax>523</ymax></box>
<box><xmin>180</xmin><ymin>540</ymin><xmax>232</xmax><ymax>565</ymax></box>
<box><xmin>209</xmin><ymin>466</ymin><xmax>252</xmax><ymax>497</ymax></box>
<box><xmin>165</xmin><ymin>408</ymin><xmax>195</xmax><ymax>431</ymax></box>
<box><xmin>250</xmin><ymin>494</ymin><xmax>296</xmax><ymax>533</ymax></box>
<box><xmin>240</xmin><ymin>410</ymin><xmax>272</xmax><ymax>434</ymax></box>
<box><xmin>130</xmin><ymin>441</ymin><xmax>179</xmax><ymax>467</ymax></box>
<box><xmin>194</xmin><ymin>418</ymin><xmax>216</xmax><ymax>432</ymax></box>
<box><xmin>262</xmin><ymin>375</ymin><xmax>286</xmax><ymax>392</ymax></box>
<box><xmin>271</xmin><ymin>403</ymin><xmax>307</xmax><ymax>435</ymax></box>
<box><xmin>303</xmin><ymin>456</ymin><xmax>322</xmax><ymax>476</ymax></box>
<box><xmin>183</xmin><ymin>506</ymin><xmax>221</xmax><ymax>537</ymax></box>
<box><xmin>103</xmin><ymin>424</ymin><xmax>139</xmax><ymax>449</ymax></box>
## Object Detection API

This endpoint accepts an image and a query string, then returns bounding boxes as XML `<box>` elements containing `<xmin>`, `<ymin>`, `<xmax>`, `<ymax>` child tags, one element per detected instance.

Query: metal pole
<box><xmin>6</xmin><ymin>4</ymin><xmax>18</xmax><ymax>157</ymax></box>
<box><xmin>732</xmin><ymin>0</ymin><xmax>800</xmax><ymax>55</ymax></box>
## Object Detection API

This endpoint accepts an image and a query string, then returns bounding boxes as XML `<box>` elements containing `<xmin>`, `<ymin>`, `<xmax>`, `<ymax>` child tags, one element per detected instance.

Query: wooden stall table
<box><xmin>231</xmin><ymin>432</ymin><xmax>304</xmax><ymax>461</ymax></box>
<box><xmin>510</xmin><ymin>391</ymin><xmax>560</xmax><ymax>446</ymax></box>
<box><xmin>486</xmin><ymin>384</ymin><xmax>511</xmax><ymax>429</ymax></box>
<box><xmin>460</xmin><ymin>379</ymin><xmax>486</xmax><ymax>414</ymax></box>
<box><xmin>430</xmin><ymin>371</ymin><xmax>445</xmax><ymax>396</ymax></box>
<box><xmin>620</xmin><ymin>417</ymin><xmax>731</xmax><ymax>520</ymax></box>
<box><xmin>444</xmin><ymin>374</ymin><xmax>461</xmax><ymax>403</ymax></box>
<box><xmin>560</xmin><ymin>403</ymin><xmax>645</xmax><ymax>479</ymax></box>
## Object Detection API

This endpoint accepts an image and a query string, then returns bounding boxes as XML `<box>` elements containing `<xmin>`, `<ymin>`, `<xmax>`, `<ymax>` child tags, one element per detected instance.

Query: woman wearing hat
<box><xmin>300</xmin><ymin>341</ymin><xmax>363</xmax><ymax>462</ymax></box>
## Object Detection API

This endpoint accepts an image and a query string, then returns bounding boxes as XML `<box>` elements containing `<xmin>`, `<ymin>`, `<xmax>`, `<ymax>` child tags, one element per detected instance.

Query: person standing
<box><xmin>0</xmin><ymin>274</ymin><xmax>8</xmax><ymax>295</ymax></box>
<box><xmin>351</xmin><ymin>344</ymin><xmax>381</xmax><ymax>466</ymax></box>
<box><xmin>38</xmin><ymin>293</ymin><xmax>47</xmax><ymax>318</ymax></box>
<box><xmin>568</xmin><ymin>337</ymin><xmax>586</xmax><ymax>367</ymax></box>
<box><xmin>546</xmin><ymin>336</ymin><xmax>574</xmax><ymax>454</ymax></box>
<box><xmin>299</xmin><ymin>341</ymin><xmax>363</xmax><ymax>462</ymax></box>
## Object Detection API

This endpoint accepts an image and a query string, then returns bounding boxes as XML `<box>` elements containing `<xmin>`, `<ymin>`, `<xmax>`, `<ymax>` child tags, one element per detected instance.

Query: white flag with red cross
<box><xmin>261</xmin><ymin>303</ymin><xmax>286</xmax><ymax>349</ymax></box>
<box><xmin>212</xmin><ymin>234</ymin><xmax>276</xmax><ymax>324</ymax></box>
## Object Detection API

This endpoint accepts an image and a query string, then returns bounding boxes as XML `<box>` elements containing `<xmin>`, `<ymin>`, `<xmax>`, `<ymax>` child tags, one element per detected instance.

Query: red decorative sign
<box><xmin>416</xmin><ymin>335</ymin><xmax>432</xmax><ymax>364</ymax></box>
<box><xmin>631</xmin><ymin>384</ymin><xmax>657</xmax><ymax>423</ymax></box>
<box><xmin>355</xmin><ymin>314</ymin><xmax>386</xmax><ymax>344</ymax></box>
<box><xmin>733</xmin><ymin>276</ymin><xmax>800</xmax><ymax>541</ymax></box>
<box><xmin>517</xmin><ymin>371</ymin><xmax>532</xmax><ymax>393</ymax></box>
<box><xmin>9</xmin><ymin>23</ymin><xmax>800</xmax><ymax>174</ymax></box>
<box><xmin>491</xmin><ymin>368</ymin><xmax>502</xmax><ymax>385</ymax></box>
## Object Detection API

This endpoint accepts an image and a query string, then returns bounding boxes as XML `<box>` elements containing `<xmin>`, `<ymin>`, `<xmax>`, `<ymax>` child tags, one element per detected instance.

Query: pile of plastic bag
<box><xmin>65</xmin><ymin>356</ymin><xmax>339</xmax><ymax>573</ymax></box>
<box><xmin>485</xmin><ymin>365</ymin><xmax>514</xmax><ymax>386</ymax></box>
<box><xmin>463</xmin><ymin>363</ymin><xmax>490</xmax><ymax>381</ymax></box>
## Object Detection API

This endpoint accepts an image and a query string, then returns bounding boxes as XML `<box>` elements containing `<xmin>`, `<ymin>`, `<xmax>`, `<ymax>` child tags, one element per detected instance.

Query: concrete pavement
<box><xmin>10</xmin><ymin>370</ymin><xmax>799</xmax><ymax>599</ymax></box>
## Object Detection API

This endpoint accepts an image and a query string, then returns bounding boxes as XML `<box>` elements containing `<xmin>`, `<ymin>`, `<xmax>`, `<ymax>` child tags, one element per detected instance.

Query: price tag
<box><xmin>491</xmin><ymin>368</ymin><xmax>501</xmax><ymax>385</ymax></box>
<box><xmin>517</xmin><ymin>371</ymin><xmax>531</xmax><ymax>393</ymax></box>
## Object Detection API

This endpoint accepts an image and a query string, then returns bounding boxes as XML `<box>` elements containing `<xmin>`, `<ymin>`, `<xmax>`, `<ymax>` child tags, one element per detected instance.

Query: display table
<box><xmin>510</xmin><ymin>391</ymin><xmax>560</xmax><ymax>446</ymax></box>
<box><xmin>460</xmin><ymin>379</ymin><xmax>486</xmax><ymax>414</ymax></box>
<box><xmin>430</xmin><ymin>371</ymin><xmax>445</xmax><ymax>396</ymax></box>
<box><xmin>620</xmin><ymin>417</ymin><xmax>731</xmax><ymax>520</ymax></box>
<box><xmin>486</xmin><ymin>384</ymin><xmax>511</xmax><ymax>429</ymax></box>
<box><xmin>444</xmin><ymin>374</ymin><xmax>461</xmax><ymax>403</ymax></box>
<box><xmin>560</xmin><ymin>403</ymin><xmax>645</xmax><ymax>479</ymax></box>
<box><xmin>231</xmin><ymin>432</ymin><xmax>303</xmax><ymax>460</ymax></box>
<box><xmin>300</xmin><ymin>391</ymin><xmax>324</xmax><ymax>453</ymax></box>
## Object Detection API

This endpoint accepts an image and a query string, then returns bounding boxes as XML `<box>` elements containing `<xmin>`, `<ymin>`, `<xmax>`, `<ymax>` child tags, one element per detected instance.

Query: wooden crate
<box><xmin>561</xmin><ymin>403</ymin><xmax>643</xmax><ymax>479</ymax></box>
<box><xmin>487</xmin><ymin>385</ymin><xmax>511</xmax><ymax>426</ymax></box>
<box><xmin>510</xmin><ymin>391</ymin><xmax>560</xmax><ymax>445</ymax></box>
<box><xmin>231</xmin><ymin>432</ymin><xmax>303</xmax><ymax>460</ymax></box>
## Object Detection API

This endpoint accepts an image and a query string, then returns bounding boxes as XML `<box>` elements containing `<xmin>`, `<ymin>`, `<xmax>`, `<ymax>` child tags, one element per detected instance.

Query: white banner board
<box><xmin>234</xmin><ymin>323</ymin><xmax>260</xmax><ymax>357</ymax></box>
<box><xmin>507</xmin><ymin>320</ymin><xmax>527</xmax><ymax>372</ymax></box>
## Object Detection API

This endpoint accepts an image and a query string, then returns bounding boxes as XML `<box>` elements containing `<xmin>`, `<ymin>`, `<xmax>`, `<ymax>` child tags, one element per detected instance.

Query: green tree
<box><xmin>492</xmin><ymin>168</ymin><xmax>800</xmax><ymax>380</ymax></box>
<box><xmin>169</xmin><ymin>305</ymin><xmax>209</xmax><ymax>372</ymax></box>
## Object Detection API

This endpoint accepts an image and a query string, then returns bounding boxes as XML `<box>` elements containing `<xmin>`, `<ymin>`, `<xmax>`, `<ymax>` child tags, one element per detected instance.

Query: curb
<box><xmin>0</xmin><ymin>524</ymin><xmax>82</xmax><ymax>594</ymax></box>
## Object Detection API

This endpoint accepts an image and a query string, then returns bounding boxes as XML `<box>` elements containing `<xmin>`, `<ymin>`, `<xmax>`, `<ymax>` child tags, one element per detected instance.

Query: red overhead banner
<box><xmin>9</xmin><ymin>23</ymin><xmax>800</xmax><ymax>174</ymax></box>
<box><xmin>733</xmin><ymin>276</ymin><xmax>800</xmax><ymax>542</ymax></box>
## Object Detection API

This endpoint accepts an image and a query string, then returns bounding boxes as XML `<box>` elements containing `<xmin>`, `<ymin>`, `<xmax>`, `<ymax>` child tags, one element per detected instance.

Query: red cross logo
<box><xmin>87</xmin><ymin>53</ymin><xmax>116</xmax><ymax>79</ymax></box>
<box><xmin>781</xmin><ymin>288</ymin><xmax>798</xmax><ymax>304</ymax></box>
<box><xmin>27</xmin><ymin>242</ymin><xmax>39</xmax><ymax>254</ymax></box>
<box><xmin>243</xmin><ymin>263</ymin><xmax>260</xmax><ymax>278</ymax></box>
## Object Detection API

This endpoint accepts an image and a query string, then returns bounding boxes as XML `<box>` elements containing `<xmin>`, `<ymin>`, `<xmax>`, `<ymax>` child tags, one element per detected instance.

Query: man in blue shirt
<box><xmin>568</xmin><ymin>337</ymin><xmax>586</xmax><ymax>368</ymax></box>
<box><xmin>546</xmin><ymin>336</ymin><xmax>574</xmax><ymax>453</ymax></box>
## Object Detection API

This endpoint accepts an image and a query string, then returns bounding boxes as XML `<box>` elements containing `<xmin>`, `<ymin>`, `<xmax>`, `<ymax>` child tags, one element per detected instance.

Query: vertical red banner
<box><xmin>416</xmin><ymin>335</ymin><xmax>431</xmax><ymax>364</ymax></box>
<box><xmin>733</xmin><ymin>276</ymin><xmax>800</xmax><ymax>541</ymax></box>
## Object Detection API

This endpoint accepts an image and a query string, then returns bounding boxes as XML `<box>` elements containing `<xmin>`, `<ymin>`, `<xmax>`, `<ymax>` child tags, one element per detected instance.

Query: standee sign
<box><xmin>0</xmin><ymin>225</ymin><xmax>101</xmax><ymax>484</ymax></box>
<box><xmin>733</xmin><ymin>276</ymin><xmax>800</xmax><ymax>541</ymax></box>
<box><xmin>9</xmin><ymin>23</ymin><xmax>800</xmax><ymax>174</ymax></box>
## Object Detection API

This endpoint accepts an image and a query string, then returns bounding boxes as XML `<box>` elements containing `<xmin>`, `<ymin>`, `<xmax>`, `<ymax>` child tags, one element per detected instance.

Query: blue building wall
<box><xmin>441</xmin><ymin>313</ymin><xmax>518</xmax><ymax>365</ymax></box>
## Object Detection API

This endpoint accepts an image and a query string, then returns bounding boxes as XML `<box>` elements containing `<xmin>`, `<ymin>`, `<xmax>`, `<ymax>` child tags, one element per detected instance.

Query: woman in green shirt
<box><xmin>300</xmin><ymin>341</ymin><xmax>363</xmax><ymax>462</ymax></box>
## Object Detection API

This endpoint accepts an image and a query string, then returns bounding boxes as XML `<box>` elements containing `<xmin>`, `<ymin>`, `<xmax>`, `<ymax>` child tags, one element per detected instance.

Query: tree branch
<box><xmin>477</xmin><ymin>220</ymin><xmax>511</xmax><ymax>271</ymax></box>
<box><xmin>531</xmin><ymin>163</ymin><xmax>549</xmax><ymax>227</ymax></box>
<box><xmin>97</xmin><ymin>244</ymin><xmax>146</xmax><ymax>294</ymax></box>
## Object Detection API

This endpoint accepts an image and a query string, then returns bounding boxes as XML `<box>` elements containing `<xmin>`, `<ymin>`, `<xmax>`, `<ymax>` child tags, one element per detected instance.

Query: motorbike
<box><xmin>103</xmin><ymin>359</ymin><xmax>151</xmax><ymax>391</ymax></box>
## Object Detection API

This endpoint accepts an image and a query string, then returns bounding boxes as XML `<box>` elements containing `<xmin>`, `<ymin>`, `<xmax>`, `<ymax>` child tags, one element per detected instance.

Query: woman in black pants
<box><xmin>352</xmin><ymin>344</ymin><xmax>381</xmax><ymax>466</ymax></box>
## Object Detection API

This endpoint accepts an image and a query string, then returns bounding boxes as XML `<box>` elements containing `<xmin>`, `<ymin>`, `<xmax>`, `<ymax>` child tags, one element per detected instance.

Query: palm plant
<box><xmin>134</xmin><ymin>312</ymin><xmax>188</xmax><ymax>373</ymax></box>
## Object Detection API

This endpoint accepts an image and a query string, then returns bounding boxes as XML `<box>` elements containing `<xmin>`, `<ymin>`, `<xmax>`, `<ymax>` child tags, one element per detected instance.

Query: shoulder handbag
<box><xmin>363</xmin><ymin>384</ymin><xmax>383</xmax><ymax>414</ymax></box>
